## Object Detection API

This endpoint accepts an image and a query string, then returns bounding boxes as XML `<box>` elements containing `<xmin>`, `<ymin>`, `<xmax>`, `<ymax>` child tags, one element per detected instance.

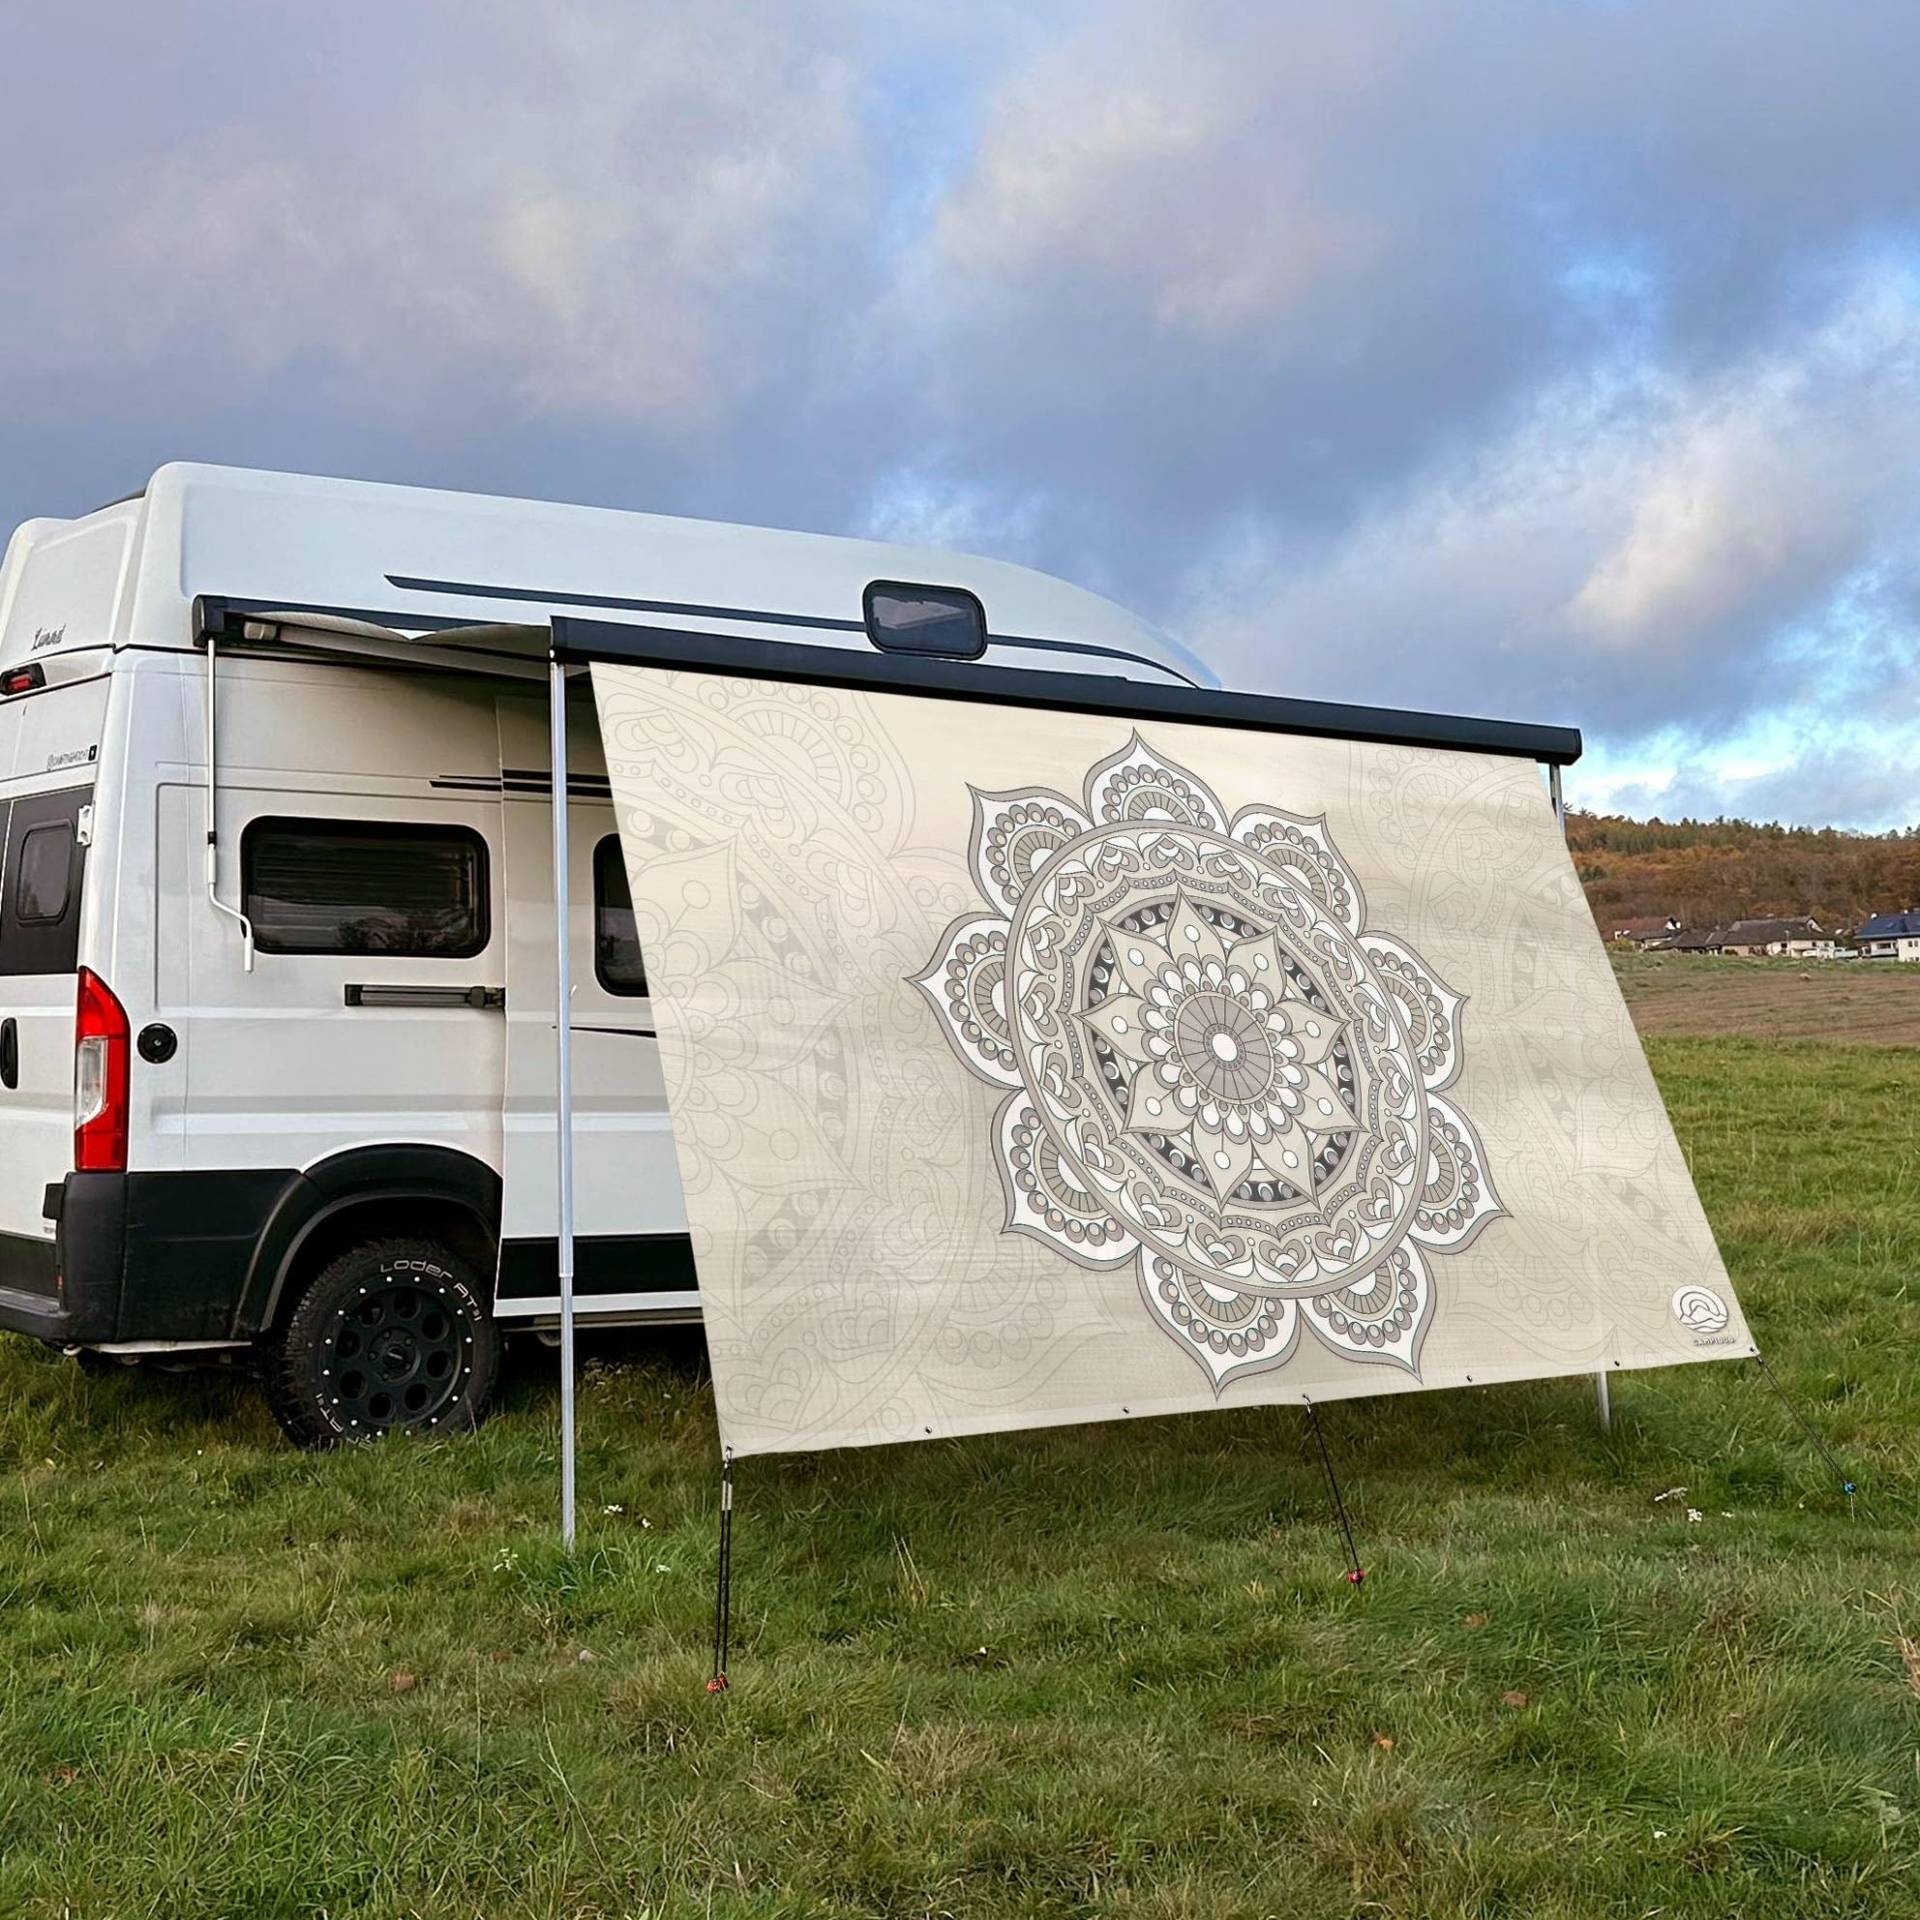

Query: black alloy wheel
<box><xmin>328</xmin><ymin>1275</ymin><xmax>466</xmax><ymax>1430</ymax></box>
<box><xmin>263</xmin><ymin>1236</ymin><xmax>499</xmax><ymax>1447</ymax></box>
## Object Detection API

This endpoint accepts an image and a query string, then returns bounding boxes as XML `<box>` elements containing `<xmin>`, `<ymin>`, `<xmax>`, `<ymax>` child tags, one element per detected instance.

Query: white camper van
<box><xmin>0</xmin><ymin>464</ymin><xmax>1213</xmax><ymax>1442</ymax></box>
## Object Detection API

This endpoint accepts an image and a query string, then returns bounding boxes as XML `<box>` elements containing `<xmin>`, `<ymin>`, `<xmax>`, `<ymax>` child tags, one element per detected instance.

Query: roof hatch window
<box><xmin>863</xmin><ymin>582</ymin><xmax>987</xmax><ymax>660</ymax></box>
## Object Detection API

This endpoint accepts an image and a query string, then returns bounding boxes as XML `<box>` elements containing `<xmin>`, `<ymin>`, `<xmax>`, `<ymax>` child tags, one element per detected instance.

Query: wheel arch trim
<box><xmin>237</xmin><ymin>1145</ymin><xmax>502</xmax><ymax>1335</ymax></box>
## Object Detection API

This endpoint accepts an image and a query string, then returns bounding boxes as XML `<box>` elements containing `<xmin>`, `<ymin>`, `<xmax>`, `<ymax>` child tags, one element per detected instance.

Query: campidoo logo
<box><xmin>1671</xmin><ymin>1285</ymin><xmax>1731</xmax><ymax>1336</ymax></box>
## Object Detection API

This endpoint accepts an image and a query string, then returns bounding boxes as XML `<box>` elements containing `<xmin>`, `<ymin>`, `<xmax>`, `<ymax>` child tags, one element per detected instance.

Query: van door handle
<box><xmin>343</xmin><ymin>984</ymin><xmax>506</xmax><ymax>1009</ymax></box>
<box><xmin>0</xmin><ymin>1018</ymin><xmax>16</xmax><ymax>1091</ymax></box>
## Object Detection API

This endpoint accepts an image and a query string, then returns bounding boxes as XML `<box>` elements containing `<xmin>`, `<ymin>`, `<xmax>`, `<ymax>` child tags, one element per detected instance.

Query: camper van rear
<box><xmin>0</xmin><ymin>665</ymin><xmax>110</xmax><ymax>1326</ymax></box>
<box><xmin>0</xmin><ymin>464</ymin><xmax>1210</xmax><ymax>1442</ymax></box>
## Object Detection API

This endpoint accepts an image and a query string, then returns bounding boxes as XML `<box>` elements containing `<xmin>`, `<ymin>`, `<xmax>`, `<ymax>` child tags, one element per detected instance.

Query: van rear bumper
<box><xmin>0</xmin><ymin>1178</ymin><xmax>128</xmax><ymax>1343</ymax></box>
<box><xmin>0</xmin><ymin>1228</ymin><xmax>87</xmax><ymax>1338</ymax></box>
<box><xmin>0</xmin><ymin>1170</ymin><xmax>295</xmax><ymax>1346</ymax></box>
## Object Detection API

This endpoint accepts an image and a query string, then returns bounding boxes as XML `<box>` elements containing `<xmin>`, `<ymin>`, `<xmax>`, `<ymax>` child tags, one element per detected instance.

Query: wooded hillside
<box><xmin>1570</xmin><ymin>812</ymin><xmax>1920</xmax><ymax>933</ymax></box>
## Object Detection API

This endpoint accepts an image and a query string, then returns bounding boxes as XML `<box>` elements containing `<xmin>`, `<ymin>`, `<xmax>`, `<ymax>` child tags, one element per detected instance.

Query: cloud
<box><xmin>1573</xmin><ymin>561</ymin><xmax>1920</xmax><ymax>829</ymax></box>
<box><xmin>930</xmin><ymin>8</ymin><xmax>1376</xmax><ymax>333</ymax></box>
<box><xmin>1182</xmin><ymin>263</ymin><xmax>1920</xmax><ymax>741</ymax></box>
<box><xmin>876</xmin><ymin>0</ymin><xmax>1920</xmax><ymax>606</ymax></box>
<box><xmin>3</xmin><ymin>0</ymin><xmax>1920</xmax><ymax>826</ymax></box>
<box><xmin>1569</xmin><ymin>281</ymin><xmax>1920</xmax><ymax>652</ymax></box>
<box><xmin>2</xmin><ymin>2</ymin><xmax>880</xmax><ymax>425</ymax></box>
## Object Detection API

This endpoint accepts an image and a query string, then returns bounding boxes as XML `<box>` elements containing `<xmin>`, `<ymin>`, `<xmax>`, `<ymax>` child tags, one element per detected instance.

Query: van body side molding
<box><xmin>496</xmin><ymin>1233</ymin><xmax>697</xmax><ymax>1301</ymax></box>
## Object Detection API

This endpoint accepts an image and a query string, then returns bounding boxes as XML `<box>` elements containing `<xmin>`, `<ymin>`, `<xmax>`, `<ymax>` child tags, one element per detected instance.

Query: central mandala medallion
<box><xmin>913</xmin><ymin>733</ymin><xmax>1504</xmax><ymax>1392</ymax></box>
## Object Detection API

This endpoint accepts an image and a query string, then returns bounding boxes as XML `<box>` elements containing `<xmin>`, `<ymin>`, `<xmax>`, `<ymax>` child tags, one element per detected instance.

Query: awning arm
<box><xmin>192</xmin><ymin>596</ymin><xmax>550</xmax><ymax>680</ymax></box>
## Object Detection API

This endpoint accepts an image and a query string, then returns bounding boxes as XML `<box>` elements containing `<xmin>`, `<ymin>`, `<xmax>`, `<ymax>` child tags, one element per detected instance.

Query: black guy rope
<box><xmin>1305</xmin><ymin>1400</ymin><xmax>1366</xmax><ymax>1585</ymax></box>
<box><xmin>708</xmin><ymin>1446</ymin><xmax>734</xmax><ymax>1693</ymax></box>
<box><xmin>1752</xmin><ymin>1352</ymin><xmax>1857</xmax><ymax>1512</ymax></box>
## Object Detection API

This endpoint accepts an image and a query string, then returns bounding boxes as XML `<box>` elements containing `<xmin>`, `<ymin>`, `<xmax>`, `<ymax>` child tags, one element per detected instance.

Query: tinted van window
<box><xmin>15</xmin><ymin>823</ymin><xmax>73</xmax><ymax>923</ymax></box>
<box><xmin>0</xmin><ymin>788</ymin><xmax>88</xmax><ymax>975</ymax></box>
<box><xmin>243</xmin><ymin>818</ymin><xmax>489</xmax><ymax>957</ymax></box>
<box><xmin>593</xmin><ymin>834</ymin><xmax>647</xmax><ymax>995</ymax></box>
<box><xmin>863</xmin><ymin>581</ymin><xmax>988</xmax><ymax>659</ymax></box>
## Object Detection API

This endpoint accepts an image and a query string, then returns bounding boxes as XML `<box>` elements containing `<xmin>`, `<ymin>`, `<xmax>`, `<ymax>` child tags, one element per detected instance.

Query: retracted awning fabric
<box><xmin>587</xmin><ymin>649</ymin><xmax>1749</xmax><ymax>1457</ymax></box>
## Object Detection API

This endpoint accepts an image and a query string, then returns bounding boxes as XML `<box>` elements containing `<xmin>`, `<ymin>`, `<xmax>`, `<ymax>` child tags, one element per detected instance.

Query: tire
<box><xmin>263</xmin><ymin>1236</ymin><xmax>499</xmax><ymax>1447</ymax></box>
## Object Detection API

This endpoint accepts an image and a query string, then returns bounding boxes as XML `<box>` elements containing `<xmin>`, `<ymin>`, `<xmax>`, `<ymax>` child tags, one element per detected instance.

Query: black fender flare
<box><xmin>234</xmin><ymin>1145</ymin><xmax>502</xmax><ymax>1336</ymax></box>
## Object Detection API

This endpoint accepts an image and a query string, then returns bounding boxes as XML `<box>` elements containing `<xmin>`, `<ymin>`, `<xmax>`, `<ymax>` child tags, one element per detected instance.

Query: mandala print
<box><xmin>912</xmin><ymin>733</ymin><xmax>1504</xmax><ymax>1393</ymax></box>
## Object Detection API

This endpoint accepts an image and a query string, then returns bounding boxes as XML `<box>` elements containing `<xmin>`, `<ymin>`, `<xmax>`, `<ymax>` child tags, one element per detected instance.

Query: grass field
<box><xmin>3</xmin><ymin>1020</ymin><xmax>1919</xmax><ymax>1914</ymax></box>
<box><xmin>1612</xmin><ymin>948</ymin><xmax>1920</xmax><ymax>1045</ymax></box>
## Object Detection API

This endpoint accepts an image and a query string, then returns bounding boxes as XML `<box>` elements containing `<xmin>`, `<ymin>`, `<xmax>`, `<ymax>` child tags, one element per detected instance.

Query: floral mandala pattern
<box><xmin>912</xmin><ymin>733</ymin><xmax>1506</xmax><ymax>1392</ymax></box>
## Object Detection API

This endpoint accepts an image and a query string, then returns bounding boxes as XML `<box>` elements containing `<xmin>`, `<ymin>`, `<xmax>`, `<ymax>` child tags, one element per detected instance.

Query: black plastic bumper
<box><xmin>0</xmin><ymin>1225</ymin><xmax>81</xmax><ymax>1340</ymax></box>
<box><xmin>0</xmin><ymin>1170</ymin><xmax>297</xmax><ymax>1346</ymax></box>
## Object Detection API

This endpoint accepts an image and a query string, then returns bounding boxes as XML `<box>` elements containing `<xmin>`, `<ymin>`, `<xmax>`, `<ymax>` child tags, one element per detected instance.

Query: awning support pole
<box><xmin>550</xmin><ymin>657</ymin><xmax>578</xmax><ymax>1550</ymax></box>
<box><xmin>1550</xmin><ymin>762</ymin><xmax>1611</xmax><ymax>1436</ymax></box>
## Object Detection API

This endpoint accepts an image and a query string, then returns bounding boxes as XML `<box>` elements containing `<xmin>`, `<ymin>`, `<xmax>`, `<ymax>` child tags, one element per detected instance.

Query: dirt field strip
<box><xmin>1612</xmin><ymin>951</ymin><xmax>1920</xmax><ymax>1046</ymax></box>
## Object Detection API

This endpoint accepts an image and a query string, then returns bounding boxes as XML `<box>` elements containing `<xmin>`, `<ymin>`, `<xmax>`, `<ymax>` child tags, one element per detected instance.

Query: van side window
<box><xmin>0</xmin><ymin>788</ymin><xmax>88</xmax><ymax>975</ymax></box>
<box><xmin>15</xmin><ymin>823</ymin><xmax>74</xmax><ymax>923</ymax></box>
<box><xmin>242</xmin><ymin>818</ymin><xmax>489</xmax><ymax>958</ymax></box>
<box><xmin>593</xmin><ymin>835</ymin><xmax>648</xmax><ymax>996</ymax></box>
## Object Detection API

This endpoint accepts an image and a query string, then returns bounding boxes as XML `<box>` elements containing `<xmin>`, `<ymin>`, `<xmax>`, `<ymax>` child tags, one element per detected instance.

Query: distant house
<box><xmin>1610</xmin><ymin>915</ymin><xmax>1680</xmax><ymax>946</ymax></box>
<box><xmin>1715</xmin><ymin>916</ymin><xmax>1838</xmax><ymax>958</ymax></box>
<box><xmin>1856</xmin><ymin>910</ymin><xmax>1920</xmax><ymax>962</ymax></box>
<box><xmin>1665</xmin><ymin>927</ymin><xmax>1725</xmax><ymax>954</ymax></box>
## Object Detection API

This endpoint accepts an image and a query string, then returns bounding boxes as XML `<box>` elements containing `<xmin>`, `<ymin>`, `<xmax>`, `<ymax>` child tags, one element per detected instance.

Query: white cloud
<box><xmin>1179</xmin><ymin>264</ymin><xmax>1920</xmax><ymax>747</ymax></box>
<box><xmin>929</xmin><ymin>3</ymin><xmax>1377</xmax><ymax>331</ymax></box>
<box><xmin>8</xmin><ymin>2</ymin><xmax>877</xmax><ymax>425</ymax></box>
<box><xmin>1569</xmin><ymin>275</ymin><xmax>1920</xmax><ymax>649</ymax></box>
<box><xmin>855</xmin><ymin>469</ymin><xmax>1049</xmax><ymax>557</ymax></box>
<box><xmin>6</xmin><ymin>0</ymin><xmax>1920</xmax><ymax>828</ymax></box>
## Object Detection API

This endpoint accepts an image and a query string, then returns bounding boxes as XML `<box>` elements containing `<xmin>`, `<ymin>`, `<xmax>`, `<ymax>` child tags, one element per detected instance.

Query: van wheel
<box><xmin>263</xmin><ymin>1237</ymin><xmax>499</xmax><ymax>1447</ymax></box>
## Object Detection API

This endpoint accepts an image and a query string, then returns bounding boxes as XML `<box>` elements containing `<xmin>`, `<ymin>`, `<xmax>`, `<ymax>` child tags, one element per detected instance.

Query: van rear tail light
<box><xmin>0</xmin><ymin>663</ymin><xmax>45</xmax><ymax>696</ymax></box>
<box><xmin>74</xmin><ymin>968</ymin><xmax>130</xmax><ymax>1172</ymax></box>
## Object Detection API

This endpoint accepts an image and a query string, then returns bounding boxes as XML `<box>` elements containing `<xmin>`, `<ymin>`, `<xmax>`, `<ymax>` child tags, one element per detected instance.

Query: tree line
<box><xmin>1570</xmin><ymin>812</ymin><xmax>1920</xmax><ymax>933</ymax></box>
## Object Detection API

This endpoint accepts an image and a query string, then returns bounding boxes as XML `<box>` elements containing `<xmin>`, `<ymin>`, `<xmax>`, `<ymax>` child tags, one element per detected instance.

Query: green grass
<box><xmin>3</xmin><ymin>1035</ymin><xmax>1919</xmax><ymax>1917</ymax></box>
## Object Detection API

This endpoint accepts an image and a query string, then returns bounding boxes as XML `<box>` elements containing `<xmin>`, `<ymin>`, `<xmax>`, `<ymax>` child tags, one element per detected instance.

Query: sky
<box><xmin>4</xmin><ymin>1</ymin><xmax>1919</xmax><ymax>828</ymax></box>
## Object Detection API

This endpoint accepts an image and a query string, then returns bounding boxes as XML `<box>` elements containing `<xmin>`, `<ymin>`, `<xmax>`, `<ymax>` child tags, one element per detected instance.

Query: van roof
<box><xmin>0</xmin><ymin>463</ymin><xmax>1212</xmax><ymax>686</ymax></box>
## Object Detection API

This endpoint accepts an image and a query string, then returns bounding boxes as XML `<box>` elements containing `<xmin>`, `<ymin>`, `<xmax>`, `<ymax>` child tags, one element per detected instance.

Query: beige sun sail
<box><xmin>591</xmin><ymin>662</ymin><xmax>1750</xmax><ymax>1456</ymax></box>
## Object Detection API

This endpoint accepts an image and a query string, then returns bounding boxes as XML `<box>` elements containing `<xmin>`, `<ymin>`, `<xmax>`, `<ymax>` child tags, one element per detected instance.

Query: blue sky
<box><xmin>5</xmin><ymin>2</ymin><xmax>1918</xmax><ymax>828</ymax></box>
